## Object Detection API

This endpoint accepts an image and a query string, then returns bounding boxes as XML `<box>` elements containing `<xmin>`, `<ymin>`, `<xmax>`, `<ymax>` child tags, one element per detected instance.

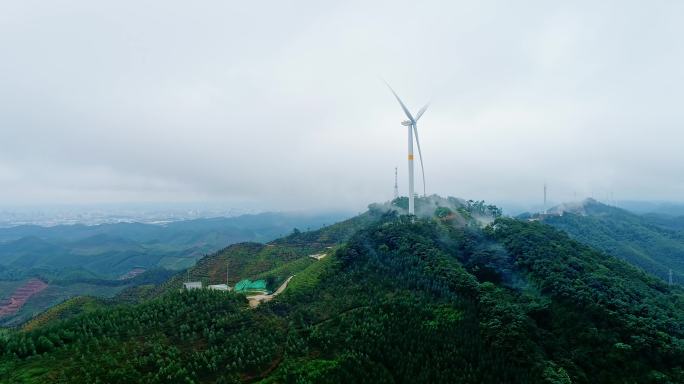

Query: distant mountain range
<box><xmin>0</xmin><ymin>212</ymin><xmax>349</xmax><ymax>279</ymax></box>
<box><xmin>618</xmin><ymin>200</ymin><xmax>684</xmax><ymax>217</ymax></box>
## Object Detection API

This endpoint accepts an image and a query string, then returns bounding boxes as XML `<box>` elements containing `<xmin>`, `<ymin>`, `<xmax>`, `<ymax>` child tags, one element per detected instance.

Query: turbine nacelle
<box><xmin>401</xmin><ymin>120</ymin><xmax>412</xmax><ymax>126</ymax></box>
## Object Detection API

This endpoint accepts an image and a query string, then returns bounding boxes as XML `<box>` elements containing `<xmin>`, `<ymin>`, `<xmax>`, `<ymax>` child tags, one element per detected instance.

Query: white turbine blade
<box><xmin>413</xmin><ymin>123</ymin><xmax>426</xmax><ymax>197</ymax></box>
<box><xmin>415</xmin><ymin>103</ymin><xmax>430</xmax><ymax>122</ymax></box>
<box><xmin>384</xmin><ymin>81</ymin><xmax>414</xmax><ymax>122</ymax></box>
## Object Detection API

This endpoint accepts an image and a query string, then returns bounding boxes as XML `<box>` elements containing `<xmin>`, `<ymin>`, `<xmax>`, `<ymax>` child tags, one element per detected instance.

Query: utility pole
<box><xmin>669</xmin><ymin>269</ymin><xmax>673</xmax><ymax>286</ymax></box>
<box><xmin>393</xmin><ymin>167</ymin><xmax>399</xmax><ymax>200</ymax></box>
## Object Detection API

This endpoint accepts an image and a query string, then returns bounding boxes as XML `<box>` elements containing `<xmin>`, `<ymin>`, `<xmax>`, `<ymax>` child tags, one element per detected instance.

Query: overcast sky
<box><xmin>1</xmin><ymin>1</ymin><xmax>683</xmax><ymax>212</ymax></box>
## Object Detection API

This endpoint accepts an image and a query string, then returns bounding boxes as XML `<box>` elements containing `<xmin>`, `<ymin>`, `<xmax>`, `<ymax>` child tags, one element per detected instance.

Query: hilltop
<box><xmin>1</xmin><ymin>196</ymin><xmax>682</xmax><ymax>383</ymax></box>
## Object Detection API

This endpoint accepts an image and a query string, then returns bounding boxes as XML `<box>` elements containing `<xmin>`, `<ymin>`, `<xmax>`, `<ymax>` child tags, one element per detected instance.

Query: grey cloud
<box><xmin>1</xmin><ymin>1</ymin><xmax>684</xmax><ymax>211</ymax></box>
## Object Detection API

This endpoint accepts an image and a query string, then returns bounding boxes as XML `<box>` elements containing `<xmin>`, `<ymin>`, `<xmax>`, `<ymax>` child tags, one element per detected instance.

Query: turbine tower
<box><xmin>385</xmin><ymin>82</ymin><xmax>428</xmax><ymax>216</ymax></box>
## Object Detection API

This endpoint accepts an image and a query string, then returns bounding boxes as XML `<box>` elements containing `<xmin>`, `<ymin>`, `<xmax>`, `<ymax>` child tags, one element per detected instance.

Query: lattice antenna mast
<box><xmin>543</xmin><ymin>183</ymin><xmax>547</xmax><ymax>214</ymax></box>
<box><xmin>394</xmin><ymin>167</ymin><xmax>399</xmax><ymax>199</ymax></box>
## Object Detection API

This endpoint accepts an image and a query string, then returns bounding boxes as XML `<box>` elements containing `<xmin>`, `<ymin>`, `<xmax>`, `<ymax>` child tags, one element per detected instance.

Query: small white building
<box><xmin>183</xmin><ymin>281</ymin><xmax>202</xmax><ymax>290</ymax></box>
<box><xmin>208</xmin><ymin>284</ymin><xmax>231</xmax><ymax>291</ymax></box>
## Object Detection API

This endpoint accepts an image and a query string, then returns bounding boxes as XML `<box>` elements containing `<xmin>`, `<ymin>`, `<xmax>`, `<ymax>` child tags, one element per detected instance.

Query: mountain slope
<box><xmin>540</xmin><ymin>199</ymin><xmax>684</xmax><ymax>282</ymax></box>
<box><xmin>1</xmin><ymin>202</ymin><xmax>682</xmax><ymax>383</ymax></box>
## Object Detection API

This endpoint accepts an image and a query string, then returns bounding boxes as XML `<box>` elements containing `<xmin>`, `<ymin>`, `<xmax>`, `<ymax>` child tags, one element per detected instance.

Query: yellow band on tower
<box><xmin>408</xmin><ymin>155</ymin><xmax>414</xmax><ymax>160</ymax></box>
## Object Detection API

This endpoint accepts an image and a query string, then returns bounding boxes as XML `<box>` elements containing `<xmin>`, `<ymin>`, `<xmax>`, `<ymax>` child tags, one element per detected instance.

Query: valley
<box><xmin>0</xmin><ymin>279</ymin><xmax>47</xmax><ymax>318</ymax></box>
<box><xmin>0</xmin><ymin>212</ymin><xmax>347</xmax><ymax>326</ymax></box>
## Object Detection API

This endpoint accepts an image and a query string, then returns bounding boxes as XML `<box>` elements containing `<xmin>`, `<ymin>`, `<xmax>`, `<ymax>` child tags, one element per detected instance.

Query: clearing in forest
<box><xmin>0</xmin><ymin>278</ymin><xmax>48</xmax><ymax>317</ymax></box>
<box><xmin>246</xmin><ymin>275</ymin><xmax>293</xmax><ymax>308</ymax></box>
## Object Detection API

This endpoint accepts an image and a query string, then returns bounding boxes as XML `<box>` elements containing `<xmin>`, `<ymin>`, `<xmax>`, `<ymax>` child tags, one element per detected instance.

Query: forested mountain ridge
<box><xmin>0</xmin><ymin>212</ymin><xmax>348</xmax><ymax>278</ymax></box>
<box><xmin>538</xmin><ymin>199</ymin><xmax>684</xmax><ymax>283</ymax></box>
<box><xmin>1</xmin><ymin>198</ymin><xmax>682</xmax><ymax>383</ymax></box>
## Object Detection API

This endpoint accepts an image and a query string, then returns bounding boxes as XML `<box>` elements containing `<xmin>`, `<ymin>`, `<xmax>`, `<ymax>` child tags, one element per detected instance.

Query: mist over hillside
<box><xmin>617</xmin><ymin>201</ymin><xmax>684</xmax><ymax>217</ymax></box>
<box><xmin>524</xmin><ymin>199</ymin><xmax>684</xmax><ymax>284</ymax></box>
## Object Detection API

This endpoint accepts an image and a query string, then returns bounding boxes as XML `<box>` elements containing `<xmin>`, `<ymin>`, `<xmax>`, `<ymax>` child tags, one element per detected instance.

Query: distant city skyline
<box><xmin>0</xmin><ymin>202</ymin><xmax>258</xmax><ymax>227</ymax></box>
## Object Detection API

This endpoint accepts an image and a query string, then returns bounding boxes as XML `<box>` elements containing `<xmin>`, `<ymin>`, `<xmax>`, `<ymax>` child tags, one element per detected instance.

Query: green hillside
<box><xmin>0</xmin><ymin>269</ymin><xmax>175</xmax><ymax>327</ymax></box>
<box><xmin>540</xmin><ymin>199</ymin><xmax>684</xmax><ymax>282</ymax></box>
<box><xmin>133</xmin><ymin>210</ymin><xmax>379</xmax><ymax>299</ymax></box>
<box><xmin>0</xmin><ymin>212</ymin><xmax>347</xmax><ymax>327</ymax></box>
<box><xmin>1</xmin><ymin>199</ymin><xmax>682</xmax><ymax>383</ymax></box>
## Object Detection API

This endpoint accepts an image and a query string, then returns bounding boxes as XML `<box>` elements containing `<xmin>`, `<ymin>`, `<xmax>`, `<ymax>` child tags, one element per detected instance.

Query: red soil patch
<box><xmin>0</xmin><ymin>278</ymin><xmax>48</xmax><ymax>317</ymax></box>
<box><xmin>118</xmin><ymin>268</ymin><xmax>146</xmax><ymax>280</ymax></box>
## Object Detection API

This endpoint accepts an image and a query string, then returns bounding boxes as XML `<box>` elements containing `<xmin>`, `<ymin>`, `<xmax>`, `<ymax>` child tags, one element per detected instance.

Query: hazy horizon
<box><xmin>3</xmin><ymin>1</ymin><xmax>684</xmax><ymax>212</ymax></box>
<box><xmin>3</xmin><ymin>197</ymin><xmax>684</xmax><ymax>229</ymax></box>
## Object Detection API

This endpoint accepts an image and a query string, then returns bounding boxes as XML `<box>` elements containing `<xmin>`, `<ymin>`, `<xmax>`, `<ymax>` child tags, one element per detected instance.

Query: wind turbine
<box><xmin>385</xmin><ymin>82</ymin><xmax>428</xmax><ymax>216</ymax></box>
